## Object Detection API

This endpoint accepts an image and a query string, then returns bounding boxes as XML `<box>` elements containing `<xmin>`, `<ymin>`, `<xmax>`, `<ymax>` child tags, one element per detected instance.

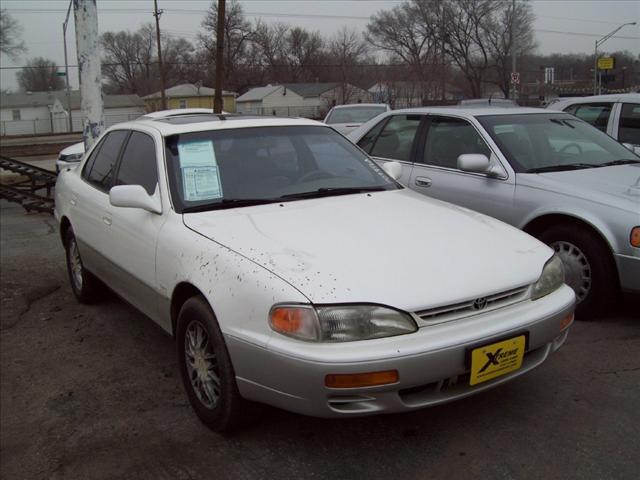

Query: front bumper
<box><xmin>226</xmin><ymin>285</ymin><xmax>575</xmax><ymax>418</ymax></box>
<box><xmin>615</xmin><ymin>253</ymin><xmax>640</xmax><ymax>293</ymax></box>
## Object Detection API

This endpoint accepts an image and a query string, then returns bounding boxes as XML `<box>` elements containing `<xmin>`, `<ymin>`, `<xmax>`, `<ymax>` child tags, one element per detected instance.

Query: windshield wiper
<box><xmin>182</xmin><ymin>198</ymin><xmax>279</xmax><ymax>213</ymax></box>
<box><xmin>527</xmin><ymin>163</ymin><xmax>598</xmax><ymax>173</ymax></box>
<box><xmin>279</xmin><ymin>186</ymin><xmax>388</xmax><ymax>200</ymax></box>
<box><xmin>599</xmin><ymin>159</ymin><xmax>640</xmax><ymax>167</ymax></box>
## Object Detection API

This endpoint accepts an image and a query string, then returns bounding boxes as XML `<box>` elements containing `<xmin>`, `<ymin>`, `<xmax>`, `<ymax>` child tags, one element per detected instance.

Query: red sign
<box><xmin>510</xmin><ymin>72</ymin><xmax>520</xmax><ymax>85</ymax></box>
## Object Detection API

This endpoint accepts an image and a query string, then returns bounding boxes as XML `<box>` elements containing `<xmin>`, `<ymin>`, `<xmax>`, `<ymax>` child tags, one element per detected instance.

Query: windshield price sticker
<box><xmin>178</xmin><ymin>140</ymin><xmax>223</xmax><ymax>201</ymax></box>
<box><xmin>469</xmin><ymin>335</ymin><xmax>526</xmax><ymax>386</ymax></box>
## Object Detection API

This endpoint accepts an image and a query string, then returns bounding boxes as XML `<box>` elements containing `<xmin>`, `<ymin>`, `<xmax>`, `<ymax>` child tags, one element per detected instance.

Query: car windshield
<box><xmin>326</xmin><ymin>106</ymin><xmax>387</xmax><ymax>124</ymax></box>
<box><xmin>164</xmin><ymin>125</ymin><xmax>399</xmax><ymax>212</ymax></box>
<box><xmin>478</xmin><ymin>113</ymin><xmax>639</xmax><ymax>173</ymax></box>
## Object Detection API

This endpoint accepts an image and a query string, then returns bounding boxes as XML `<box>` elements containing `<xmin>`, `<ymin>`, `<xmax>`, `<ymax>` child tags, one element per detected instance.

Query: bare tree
<box><xmin>484</xmin><ymin>0</ymin><xmax>536</xmax><ymax>97</ymax></box>
<box><xmin>101</xmin><ymin>27</ymin><xmax>154</xmax><ymax>94</ymax></box>
<box><xmin>16</xmin><ymin>57</ymin><xmax>64</xmax><ymax>92</ymax></box>
<box><xmin>366</xmin><ymin>2</ymin><xmax>438</xmax><ymax>82</ymax></box>
<box><xmin>252</xmin><ymin>20</ymin><xmax>289</xmax><ymax>82</ymax></box>
<box><xmin>328</xmin><ymin>27</ymin><xmax>369</xmax><ymax>102</ymax></box>
<box><xmin>283</xmin><ymin>27</ymin><xmax>325</xmax><ymax>82</ymax></box>
<box><xmin>0</xmin><ymin>9</ymin><xmax>26</xmax><ymax>60</ymax></box>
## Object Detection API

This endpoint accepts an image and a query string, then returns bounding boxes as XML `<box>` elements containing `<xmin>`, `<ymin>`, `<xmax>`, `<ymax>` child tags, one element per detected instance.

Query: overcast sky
<box><xmin>1</xmin><ymin>0</ymin><xmax>639</xmax><ymax>92</ymax></box>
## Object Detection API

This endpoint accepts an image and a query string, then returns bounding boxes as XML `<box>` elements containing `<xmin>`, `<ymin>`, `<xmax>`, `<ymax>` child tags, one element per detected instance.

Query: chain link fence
<box><xmin>1</xmin><ymin>113</ymin><xmax>142</xmax><ymax>137</ymax></box>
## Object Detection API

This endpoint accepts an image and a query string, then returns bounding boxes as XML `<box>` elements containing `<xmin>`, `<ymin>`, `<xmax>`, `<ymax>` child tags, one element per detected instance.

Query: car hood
<box><xmin>183</xmin><ymin>190</ymin><xmax>551</xmax><ymax>311</ymax></box>
<box><xmin>518</xmin><ymin>164</ymin><xmax>640</xmax><ymax>212</ymax></box>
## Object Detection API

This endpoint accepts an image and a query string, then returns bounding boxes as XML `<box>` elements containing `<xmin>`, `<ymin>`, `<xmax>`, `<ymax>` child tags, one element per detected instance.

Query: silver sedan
<box><xmin>348</xmin><ymin>107</ymin><xmax>640</xmax><ymax>319</ymax></box>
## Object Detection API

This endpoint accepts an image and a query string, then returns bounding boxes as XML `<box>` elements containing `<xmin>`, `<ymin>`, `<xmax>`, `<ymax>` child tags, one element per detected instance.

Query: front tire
<box><xmin>538</xmin><ymin>224</ymin><xmax>617</xmax><ymax>319</ymax></box>
<box><xmin>65</xmin><ymin>228</ymin><xmax>101</xmax><ymax>304</ymax></box>
<box><xmin>176</xmin><ymin>295</ymin><xmax>247</xmax><ymax>432</ymax></box>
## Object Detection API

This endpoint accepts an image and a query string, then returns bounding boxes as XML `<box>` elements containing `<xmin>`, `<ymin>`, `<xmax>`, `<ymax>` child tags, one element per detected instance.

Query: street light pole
<box><xmin>593</xmin><ymin>21</ymin><xmax>637</xmax><ymax>95</ymax></box>
<box><xmin>63</xmin><ymin>0</ymin><xmax>73</xmax><ymax>132</ymax></box>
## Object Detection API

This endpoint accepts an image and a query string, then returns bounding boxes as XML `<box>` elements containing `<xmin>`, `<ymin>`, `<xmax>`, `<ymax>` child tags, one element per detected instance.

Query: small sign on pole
<box><xmin>510</xmin><ymin>72</ymin><xmax>520</xmax><ymax>85</ymax></box>
<box><xmin>597</xmin><ymin>57</ymin><xmax>615</xmax><ymax>70</ymax></box>
<box><xmin>55</xmin><ymin>71</ymin><xmax>67</xmax><ymax>77</ymax></box>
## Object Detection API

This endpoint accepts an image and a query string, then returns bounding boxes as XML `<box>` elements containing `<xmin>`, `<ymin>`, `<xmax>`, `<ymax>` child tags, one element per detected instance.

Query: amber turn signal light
<box><xmin>325</xmin><ymin>370</ymin><xmax>399</xmax><ymax>388</ymax></box>
<box><xmin>560</xmin><ymin>312</ymin><xmax>574</xmax><ymax>331</ymax></box>
<box><xmin>631</xmin><ymin>226</ymin><xmax>640</xmax><ymax>248</ymax></box>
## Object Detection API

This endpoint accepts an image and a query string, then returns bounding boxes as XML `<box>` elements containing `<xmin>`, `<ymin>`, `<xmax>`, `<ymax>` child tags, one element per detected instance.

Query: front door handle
<box><xmin>70</xmin><ymin>198</ymin><xmax>77</xmax><ymax>206</ymax></box>
<box><xmin>102</xmin><ymin>216</ymin><xmax>112</xmax><ymax>226</ymax></box>
<box><xmin>415</xmin><ymin>176</ymin><xmax>432</xmax><ymax>187</ymax></box>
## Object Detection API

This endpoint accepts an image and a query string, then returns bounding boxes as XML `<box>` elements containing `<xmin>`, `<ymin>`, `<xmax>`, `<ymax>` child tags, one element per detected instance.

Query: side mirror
<box><xmin>622</xmin><ymin>143</ymin><xmax>640</xmax><ymax>156</ymax></box>
<box><xmin>382</xmin><ymin>161</ymin><xmax>403</xmax><ymax>180</ymax></box>
<box><xmin>109</xmin><ymin>185</ymin><xmax>161</xmax><ymax>214</ymax></box>
<box><xmin>457</xmin><ymin>154</ymin><xmax>491</xmax><ymax>174</ymax></box>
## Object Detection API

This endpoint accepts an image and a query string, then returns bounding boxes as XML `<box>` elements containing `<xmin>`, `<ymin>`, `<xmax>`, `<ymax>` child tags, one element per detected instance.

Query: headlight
<box><xmin>531</xmin><ymin>254</ymin><xmax>564</xmax><ymax>300</ymax></box>
<box><xmin>269</xmin><ymin>304</ymin><xmax>417</xmax><ymax>342</ymax></box>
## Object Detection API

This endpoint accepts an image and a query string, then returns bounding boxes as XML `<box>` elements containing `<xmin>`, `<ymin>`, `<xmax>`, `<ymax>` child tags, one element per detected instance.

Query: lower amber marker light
<box><xmin>631</xmin><ymin>226</ymin><xmax>640</xmax><ymax>248</ymax></box>
<box><xmin>325</xmin><ymin>370</ymin><xmax>399</xmax><ymax>388</ymax></box>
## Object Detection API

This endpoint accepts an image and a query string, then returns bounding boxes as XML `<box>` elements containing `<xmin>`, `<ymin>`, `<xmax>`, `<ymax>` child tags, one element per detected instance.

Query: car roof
<box><xmin>110</xmin><ymin>114</ymin><xmax>326</xmax><ymax>136</ymax></box>
<box><xmin>386</xmin><ymin>106</ymin><xmax>551</xmax><ymax>117</ymax></box>
<box><xmin>549</xmin><ymin>93</ymin><xmax>640</xmax><ymax>109</ymax></box>
<box><xmin>330</xmin><ymin>103</ymin><xmax>389</xmax><ymax>110</ymax></box>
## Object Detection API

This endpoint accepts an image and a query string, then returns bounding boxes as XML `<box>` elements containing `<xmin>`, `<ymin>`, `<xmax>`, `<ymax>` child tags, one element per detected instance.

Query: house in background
<box><xmin>0</xmin><ymin>90</ymin><xmax>145</xmax><ymax>136</ymax></box>
<box><xmin>236</xmin><ymin>83</ymin><xmax>373</xmax><ymax>118</ymax></box>
<box><xmin>143</xmin><ymin>83</ymin><xmax>237</xmax><ymax>113</ymax></box>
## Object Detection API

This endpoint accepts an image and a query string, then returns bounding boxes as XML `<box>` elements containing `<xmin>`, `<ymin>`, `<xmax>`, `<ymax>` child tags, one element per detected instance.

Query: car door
<box><xmin>356</xmin><ymin>113</ymin><xmax>423</xmax><ymax>186</ymax></box>
<box><xmin>409</xmin><ymin>115</ymin><xmax>517</xmax><ymax>224</ymax></box>
<box><xmin>103</xmin><ymin>130</ymin><xmax>166</xmax><ymax>321</ymax></box>
<box><xmin>72</xmin><ymin>130</ymin><xmax>129</xmax><ymax>282</ymax></box>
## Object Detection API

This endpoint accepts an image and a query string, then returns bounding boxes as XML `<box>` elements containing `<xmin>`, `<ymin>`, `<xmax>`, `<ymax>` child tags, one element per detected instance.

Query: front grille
<box><xmin>415</xmin><ymin>285</ymin><xmax>529</xmax><ymax>325</ymax></box>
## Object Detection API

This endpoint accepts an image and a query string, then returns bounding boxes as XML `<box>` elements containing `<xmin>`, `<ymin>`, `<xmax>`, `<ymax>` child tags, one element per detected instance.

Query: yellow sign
<box><xmin>598</xmin><ymin>57</ymin><xmax>615</xmax><ymax>70</ymax></box>
<box><xmin>470</xmin><ymin>335</ymin><xmax>526</xmax><ymax>386</ymax></box>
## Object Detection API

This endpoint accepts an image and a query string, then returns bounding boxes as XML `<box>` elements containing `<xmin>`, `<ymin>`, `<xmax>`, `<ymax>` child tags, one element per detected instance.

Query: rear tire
<box><xmin>538</xmin><ymin>224</ymin><xmax>617</xmax><ymax>320</ymax></box>
<box><xmin>176</xmin><ymin>295</ymin><xmax>248</xmax><ymax>432</ymax></box>
<box><xmin>65</xmin><ymin>228</ymin><xmax>101</xmax><ymax>304</ymax></box>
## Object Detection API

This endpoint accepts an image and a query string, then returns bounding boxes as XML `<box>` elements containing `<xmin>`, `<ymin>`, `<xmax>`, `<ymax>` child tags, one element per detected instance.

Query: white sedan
<box><xmin>54</xmin><ymin>113</ymin><xmax>575</xmax><ymax>431</ymax></box>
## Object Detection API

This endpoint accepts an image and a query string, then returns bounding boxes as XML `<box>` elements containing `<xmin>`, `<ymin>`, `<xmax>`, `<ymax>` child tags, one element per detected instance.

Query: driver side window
<box><xmin>421</xmin><ymin>116</ymin><xmax>491</xmax><ymax>169</ymax></box>
<box><xmin>114</xmin><ymin>131</ymin><xmax>158</xmax><ymax>195</ymax></box>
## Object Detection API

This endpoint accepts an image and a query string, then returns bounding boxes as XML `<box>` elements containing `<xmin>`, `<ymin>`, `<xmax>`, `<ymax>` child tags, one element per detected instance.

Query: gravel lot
<box><xmin>1</xmin><ymin>199</ymin><xmax>639</xmax><ymax>480</ymax></box>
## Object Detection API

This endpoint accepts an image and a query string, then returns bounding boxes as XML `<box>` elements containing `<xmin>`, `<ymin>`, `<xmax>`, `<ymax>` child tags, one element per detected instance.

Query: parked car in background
<box><xmin>458</xmin><ymin>98</ymin><xmax>519</xmax><ymax>108</ymax></box>
<box><xmin>547</xmin><ymin>93</ymin><xmax>640</xmax><ymax>149</ymax></box>
<box><xmin>324</xmin><ymin>103</ymin><xmax>391</xmax><ymax>135</ymax></box>
<box><xmin>55</xmin><ymin>112</ymin><xmax>574</xmax><ymax>431</ymax></box>
<box><xmin>348</xmin><ymin>107</ymin><xmax>640</xmax><ymax>318</ymax></box>
<box><xmin>55</xmin><ymin>142</ymin><xmax>85</xmax><ymax>173</ymax></box>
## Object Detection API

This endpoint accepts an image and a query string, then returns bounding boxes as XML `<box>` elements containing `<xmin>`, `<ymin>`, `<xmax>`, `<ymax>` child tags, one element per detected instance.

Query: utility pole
<box><xmin>510</xmin><ymin>0</ymin><xmax>518</xmax><ymax>101</ymax></box>
<box><xmin>153</xmin><ymin>0</ymin><xmax>167</xmax><ymax>111</ymax></box>
<box><xmin>213</xmin><ymin>0</ymin><xmax>226</xmax><ymax>113</ymax></box>
<box><xmin>62</xmin><ymin>0</ymin><xmax>73</xmax><ymax>132</ymax></box>
<box><xmin>73</xmin><ymin>0</ymin><xmax>104</xmax><ymax>150</ymax></box>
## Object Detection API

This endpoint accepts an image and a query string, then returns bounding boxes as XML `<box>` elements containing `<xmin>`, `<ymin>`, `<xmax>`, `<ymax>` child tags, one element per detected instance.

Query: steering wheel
<box><xmin>559</xmin><ymin>143</ymin><xmax>583</xmax><ymax>154</ymax></box>
<box><xmin>297</xmin><ymin>170</ymin><xmax>333</xmax><ymax>183</ymax></box>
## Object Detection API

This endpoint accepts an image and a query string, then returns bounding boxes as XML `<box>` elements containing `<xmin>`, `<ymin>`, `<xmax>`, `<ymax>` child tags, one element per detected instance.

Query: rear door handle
<box><xmin>102</xmin><ymin>215</ymin><xmax>112</xmax><ymax>226</ymax></box>
<box><xmin>415</xmin><ymin>176</ymin><xmax>432</xmax><ymax>187</ymax></box>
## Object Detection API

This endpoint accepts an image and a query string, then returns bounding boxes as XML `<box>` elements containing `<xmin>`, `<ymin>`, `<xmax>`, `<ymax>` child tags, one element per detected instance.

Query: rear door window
<box><xmin>114</xmin><ymin>132</ymin><xmax>159</xmax><ymax>195</ymax></box>
<box><xmin>84</xmin><ymin>130</ymin><xmax>129</xmax><ymax>191</ymax></box>
<box><xmin>566</xmin><ymin>103</ymin><xmax>612</xmax><ymax>132</ymax></box>
<box><xmin>368</xmin><ymin>115</ymin><xmax>421</xmax><ymax>162</ymax></box>
<box><xmin>618</xmin><ymin>103</ymin><xmax>640</xmax><ymax>145</ymax></box>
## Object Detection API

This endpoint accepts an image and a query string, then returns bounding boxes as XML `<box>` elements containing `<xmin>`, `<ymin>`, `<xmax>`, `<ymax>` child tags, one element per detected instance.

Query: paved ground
<box><xmin>1</xmin><ymin>200</ymin><xmax>639</xmax><ymax>480</ymax></box>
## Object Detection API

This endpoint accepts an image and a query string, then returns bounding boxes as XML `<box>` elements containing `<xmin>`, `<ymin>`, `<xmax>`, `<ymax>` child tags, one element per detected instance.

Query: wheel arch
<box><xmin>170</xmin><ymin>282</ymin><xmax>206</xmax><ymax>337</ymax></box>
<box><xmin>59</xmin><ymin>216</ymin><xmax>71</xmax><ymax>246</ymax></box>
<box><xmin>522</xmin><ymin>213</ymin><xmax>619</xmax><ymax>281</ymax></box>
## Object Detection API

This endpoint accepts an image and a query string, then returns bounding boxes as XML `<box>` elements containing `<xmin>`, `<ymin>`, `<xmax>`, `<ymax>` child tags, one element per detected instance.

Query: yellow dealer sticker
<box><xmin>470</xmin><ymin>335</ymin><xmax>526</xmax><ymax>386</ymax></box>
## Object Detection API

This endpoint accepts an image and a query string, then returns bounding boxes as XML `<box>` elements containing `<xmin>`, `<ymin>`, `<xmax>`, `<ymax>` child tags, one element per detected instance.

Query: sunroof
<box><xmin>154</xmin><ymin>114</ymin><xmax>264</xmax><ymax>125</ymax></box>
